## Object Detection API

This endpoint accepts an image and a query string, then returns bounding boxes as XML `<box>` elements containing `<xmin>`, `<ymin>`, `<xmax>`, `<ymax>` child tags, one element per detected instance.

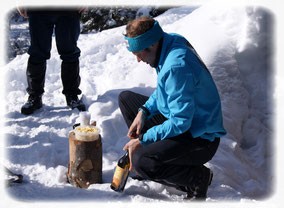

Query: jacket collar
<box><xmin>156</xmin><ymin>32</ymin><xmax>171</xmax><ymax>73</ymax></box>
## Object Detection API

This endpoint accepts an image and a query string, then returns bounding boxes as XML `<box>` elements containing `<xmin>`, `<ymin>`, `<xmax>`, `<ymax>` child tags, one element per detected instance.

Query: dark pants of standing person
<box><xmin>26</xmin><ymin>11</ymin><xmax>82</xmax><ymax>97</ymax></box>
<box><xmin>118</xmin><ymin>90</ymin><xmax>220</xmax><ymax>193</ymax></box>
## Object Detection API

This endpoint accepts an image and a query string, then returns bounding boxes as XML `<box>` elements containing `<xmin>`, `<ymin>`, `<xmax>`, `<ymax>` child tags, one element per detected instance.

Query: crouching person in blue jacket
<box><xmin>119</xmin><ymin>17</ymin><xmax>226</xmax><ymax>200</ymax></box>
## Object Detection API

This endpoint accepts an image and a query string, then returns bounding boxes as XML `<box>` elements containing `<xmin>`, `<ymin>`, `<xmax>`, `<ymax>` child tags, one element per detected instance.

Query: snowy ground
<box><xmin>1</xmin><ymin>3</ymin><xmax>281</xmax><ymax>208</ymax></box>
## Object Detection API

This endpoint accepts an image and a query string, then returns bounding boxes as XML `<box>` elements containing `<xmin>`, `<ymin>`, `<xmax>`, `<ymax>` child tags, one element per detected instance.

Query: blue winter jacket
<box><xmin>141</xmin><ymin>32</ymin><xmax>226</xmax><ymax>145</ymax></box>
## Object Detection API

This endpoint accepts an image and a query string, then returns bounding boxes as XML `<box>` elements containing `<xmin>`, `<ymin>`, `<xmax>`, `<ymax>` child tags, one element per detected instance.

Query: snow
<box><xmin>1</xmin><ymin>3</ymin><xmax>281</xmax><ymax>208</ymax></box>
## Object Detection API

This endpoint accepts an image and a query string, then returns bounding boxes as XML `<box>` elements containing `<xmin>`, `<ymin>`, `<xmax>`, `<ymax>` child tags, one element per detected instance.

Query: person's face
<box><xmin>132</xmin><ymin>44</ymin><xmax>159</xmax><ymax>67</ymax></box>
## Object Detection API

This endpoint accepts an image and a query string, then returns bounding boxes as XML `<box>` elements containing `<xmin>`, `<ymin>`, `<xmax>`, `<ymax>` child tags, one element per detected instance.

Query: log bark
<box><xmin>67</xmin><ymin>131</ymin><xmax>102</xmax><ymax>188</ymax></box>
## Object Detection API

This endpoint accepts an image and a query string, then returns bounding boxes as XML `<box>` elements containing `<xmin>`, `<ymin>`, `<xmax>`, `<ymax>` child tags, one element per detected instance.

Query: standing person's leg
<box><xmin>21</xmin><ymin>13</ymin><xmax>54</xmax><ymax>115</ymax></box>
<box><xmin>55</xmin><ymin>13</ymin><xmax>81</xmax><ymax>95</ymax></box>
<box><xmin>55</xmin><ymin>13</ymin><xmax>85</xmax><ymax>111</ymax></box>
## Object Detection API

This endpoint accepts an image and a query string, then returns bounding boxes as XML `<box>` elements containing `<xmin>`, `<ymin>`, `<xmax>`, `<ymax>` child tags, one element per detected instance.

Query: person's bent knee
<box><xmin>118</xmin><ymin>90</ymin><xmax>135</xmax><ymax>102</ymax></box>
<box><xmin>132</xmin><ymin>151</ymin><xmax>161</xmax><ymax>180</ymax></box>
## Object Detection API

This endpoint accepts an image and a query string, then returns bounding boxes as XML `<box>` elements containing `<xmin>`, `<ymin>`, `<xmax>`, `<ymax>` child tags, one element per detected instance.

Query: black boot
<box><xmin>21</xmin><ymin>59</ymin><xmax>46</xmax><ymax>115</ymax></box>
<box><xmin>61</xmin><ymin>61</ymin><xmax>82</xmax><ymax>95</ymax></box>
<box><xmin>185</xmin><ymin>166</ymin><xmax>213</xmax><ymax>200</ymax></box>
<box><xmin>26</xmin><ymin>59</ymin><xmax>46</xmax><ymax>96</ymax></box>
<box><xmin>65</xmin><ymin>94</ymin><xmax>86</xmax><ymax>111</ymax></box>
<box><xmin>21</xmin><ymin>95</ymin><xmax>43</xmax><ymax>115</ymax></box>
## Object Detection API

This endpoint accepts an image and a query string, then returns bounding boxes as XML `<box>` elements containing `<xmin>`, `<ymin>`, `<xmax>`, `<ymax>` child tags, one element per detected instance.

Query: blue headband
<box><xmin>125</xmin><ymin>21</ymin><xmax>164</xmax><ymax>52</ymax></box>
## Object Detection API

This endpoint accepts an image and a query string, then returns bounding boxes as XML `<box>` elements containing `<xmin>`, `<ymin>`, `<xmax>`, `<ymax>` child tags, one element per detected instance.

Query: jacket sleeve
<box><xmin>141</xmin><ymin>64</ymin><xmax>196</xmax><ymax>145</ymax></box>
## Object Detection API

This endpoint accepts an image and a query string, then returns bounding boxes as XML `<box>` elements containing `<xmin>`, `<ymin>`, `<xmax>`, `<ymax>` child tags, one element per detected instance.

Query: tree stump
<box><xmin>67</xmin><ymin>131</ymin><xmax>102</xmax><ymax>188</ymax></box>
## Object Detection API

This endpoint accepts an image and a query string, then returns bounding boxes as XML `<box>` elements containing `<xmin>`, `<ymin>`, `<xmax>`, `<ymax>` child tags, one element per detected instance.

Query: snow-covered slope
<box><xmin>3</xmin><ymin>5</ymin><xmax>274</xmax><ymax>204</ymax></box>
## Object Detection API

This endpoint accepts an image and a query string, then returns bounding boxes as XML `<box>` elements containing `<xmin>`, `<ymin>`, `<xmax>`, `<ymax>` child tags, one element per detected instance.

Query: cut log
<box><xmin>67</xmin><ymin>131</ymin><xmax>102</xmax><ymax>188</ymax></box>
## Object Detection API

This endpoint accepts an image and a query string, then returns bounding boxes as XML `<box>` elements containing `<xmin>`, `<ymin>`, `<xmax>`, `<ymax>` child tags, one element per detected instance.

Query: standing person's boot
<box><xmin>65</xmin><ymin>94</ymin><xmax>86</xmax><ymax>111</ymax></box>
<box><xmin>61</xmin><ymin>61</ymin><xmax>86</xmax><ymax>111</ymax></box>
<box><xmin>21</xmin><ymin>60</ymin><xmax>46</xmax><ymax>115</ymax></box>
<box><xmin>21</xmin><ymin>94</ymin><xmax>43</xmax><ymax>115</ymax></box>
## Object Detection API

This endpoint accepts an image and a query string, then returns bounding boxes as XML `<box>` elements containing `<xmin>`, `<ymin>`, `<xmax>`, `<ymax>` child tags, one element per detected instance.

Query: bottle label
<box><xmin>111</xmin><ymin>165</ymin><xmax>129</xmax><ymax>189</ymax></box>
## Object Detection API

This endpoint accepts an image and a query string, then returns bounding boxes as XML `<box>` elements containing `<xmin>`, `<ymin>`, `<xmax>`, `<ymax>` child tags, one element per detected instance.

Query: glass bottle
<box><xmin>110</xmin><ymin>151</ymin><xmax>130</xmax><ymax>192</ymax></box>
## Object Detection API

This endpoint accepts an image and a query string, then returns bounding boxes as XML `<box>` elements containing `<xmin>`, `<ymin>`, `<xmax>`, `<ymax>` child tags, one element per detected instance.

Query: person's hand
<box><xmin>17</xmin><ymin>7</ymin><xmax>28</xmax><ymax>18</ymax></box>
<box><xmin>123</xmin><ymin>138</ymin><xmax>141</xmax><ymax>171</ymax></box>
<box><xmin>127</xmin><ymin>110</ymin><xmax>145</xmax><ymax>139</ymax></box>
